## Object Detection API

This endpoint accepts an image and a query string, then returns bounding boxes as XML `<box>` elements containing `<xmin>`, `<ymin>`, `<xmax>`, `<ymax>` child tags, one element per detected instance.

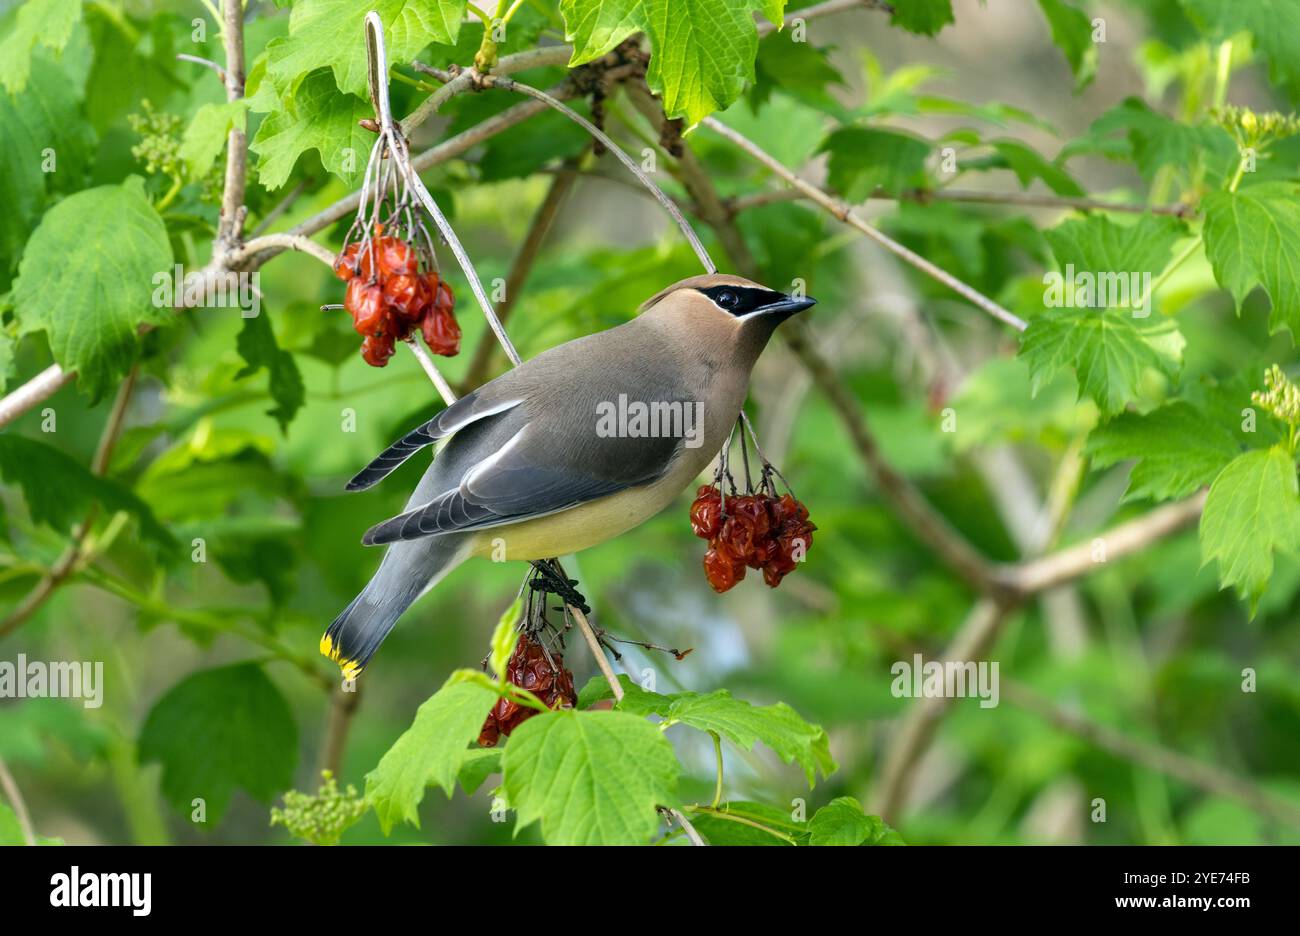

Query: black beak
<box><xmin>759</xmin><ymin>294</ymin><xmax>817</xmax><ymax>317</ymax></box>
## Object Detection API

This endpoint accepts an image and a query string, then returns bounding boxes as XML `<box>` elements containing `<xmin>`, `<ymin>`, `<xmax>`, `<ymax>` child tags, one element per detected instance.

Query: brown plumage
<box><xmin>321</xmin><ymin>274</ymin><xmax>815</xmax><ymax>677</ymax></box>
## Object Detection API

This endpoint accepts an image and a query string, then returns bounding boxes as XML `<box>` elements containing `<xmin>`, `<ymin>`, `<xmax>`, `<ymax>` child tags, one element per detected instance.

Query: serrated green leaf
<box><xmin>1074</xmin><ymin>97</ymin><xmax>1239</xmax><ymax>184</ymax></box>
<box><xmin>502</xmin><ymin>709</ymin><xmax>679</xmax><ymax>844</ymax></box>
<box><xmin>0</xmin><ymin>0</ymin><xmax>80</xmax><ymax>94</ymax></box>
<box><xmin>0</xmin><ymin>435</ymin><xmax>177</xmax><ymax>553</ymax></box>
<box><xmin>1021</xmin><ymin>309</ymin><xmax>1185</xmax><ymax>416</ymax></box>
<box><xmin>12</xmin><ymin>177</ymin><xmax>173</xmax><ymax>401</ymax></box>
<box><xmin>178</xmin><ymin>100</ymin><xmax>248</xmax><ymax>180</ymax></box>
<box><xmin>0</xmin><ymin>52</ymin><xmax>95</xmax><ymax>274</ymax></box>
<box><xmin>807</xmin><ymin>795</ymin><xmax>902</xmax><ymax>845</ymax></box>
<box><xmin>561</xmin><ymin>0</ymin><xmax>785</xmax><ymax>126</ymax></box>
<box><xmin>138</xmin><ymin>663</ymin><xmax>297</xmax><ymax>824</ymax></box>
<box><xmin>664</xmin><ymin>689</ymin><xmax>837</xmax><ymax>786</ymax></box>
<box><xmin>249</xmin><ymin>69</ymin><xmax>374</xmax><ymax>190</ymax></box>
<box><xmin>1181</xmin><ymin>0</ymin><xmax>1300</xmax><ymax>97</ymax></box>
<box><xmin>457</xmin><ymin>748</ymin><xmax>502</xmax><ymax>795</ymax></box>
<box><xmin>1200</xmin><ymin>445</ymin><xmax>1300</xmax><ymax>610</ymax></box>
<box><xmin>989</xmin><ymin>139</ymin><xmax>1083</xmax><ymax>196</ymax></box>
<box><xmin>267</xmin><ymin>0</ymin><xmax>467</xmax><ymax>97</ymax></box>
<box><xmin>1202</xmin><ymin>183</ymin><xmax>1300</xmax><ymax>337</ymax></box>
<box><xmin>235</xmin><ymin>313</ymin><xmax>305</xmax><ymax>433</ymax></box>
<box><xmin>1046</xmin><ymin>213</ymin><xmax>1187</xmax><ymax>279</ymax></box>
<box><xmin>820</xmin><ymin>126</ymin><xmax>930</xmax><ymax>199</ymax></box>
<box><xmin>690</xmin><ymin>800</ymin><xmax>804</xmax><ymax>845</ymax></box>
<box><xmin>1086</xmin><ymin>401</ymin><xmax>1240</xmax><ymax>502</ymax></box>
<box><xmin>890</xmin><ymin>0</ymin><xmax>954</xmax><ymax>35</ymax></box>
<box><xmin>1036</xmin><ymin>0</ymin><xmax>1096</xmax><ymax>89</ymax></box>
<box><xmin>365</xmin><ymin>679</ymin><xmax>498</xmax><ymax>834</ymax></box>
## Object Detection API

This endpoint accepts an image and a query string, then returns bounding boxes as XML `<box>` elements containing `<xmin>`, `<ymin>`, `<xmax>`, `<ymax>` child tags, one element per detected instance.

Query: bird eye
<box><xmin>716</xmin><ymin>290</ymin><xmax>739</xmax><ymax>310</ymax></box>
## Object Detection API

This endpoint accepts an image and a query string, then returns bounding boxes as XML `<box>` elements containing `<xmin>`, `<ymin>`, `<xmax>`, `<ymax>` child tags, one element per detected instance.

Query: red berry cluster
<box><xmin>478</xmin><ymin>634</ymin><xmax>577</xmax><ymax>747</ymax></box>
<box><xmin>333</xmin><ymin>227</ymin><xmax>460</xmax><ymax>366</ymax></box>
<box><xmin>690</xmin><ymin>486</ymin><xmax>815</xmax><ymax>592</ymax></box>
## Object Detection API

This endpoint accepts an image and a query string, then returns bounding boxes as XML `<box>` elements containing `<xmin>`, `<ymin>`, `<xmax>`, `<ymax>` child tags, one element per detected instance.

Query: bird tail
<box><xmin>320</xmin><ymin>534</ymin><xmax>471</xmax><ymax>679</ymax></box>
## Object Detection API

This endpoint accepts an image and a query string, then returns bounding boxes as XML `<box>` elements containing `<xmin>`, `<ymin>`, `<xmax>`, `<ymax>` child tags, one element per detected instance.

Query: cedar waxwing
<box><xmin>321</xmin><ymin>273</ymin><xmax>816</xmax><ymax>678</ymax></box>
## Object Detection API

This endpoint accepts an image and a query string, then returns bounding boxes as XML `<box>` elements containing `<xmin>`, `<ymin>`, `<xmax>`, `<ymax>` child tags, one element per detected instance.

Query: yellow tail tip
<box><xmin>320</xmin><ymin>633</ymin><xmax>364</xmax><ymax>681</ymax></box>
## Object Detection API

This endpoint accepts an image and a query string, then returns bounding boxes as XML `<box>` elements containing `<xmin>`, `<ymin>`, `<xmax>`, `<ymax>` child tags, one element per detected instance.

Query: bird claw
<box><xmin>528</xmin><ymin>562</ymin><xmax>592</xmax><ymax>615</ymax></box>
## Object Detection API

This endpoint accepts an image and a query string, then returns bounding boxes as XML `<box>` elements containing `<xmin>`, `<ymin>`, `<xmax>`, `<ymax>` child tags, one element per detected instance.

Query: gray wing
<box><xmin>361</xmin><ymin>327</ymin><xmax>697</xmax><ymax>545</ymax></box>
<box><xmin>361</xmin><ymin>410</ymin><xmax>685</xmax><ymax>545</ymax></box>
<box><xmin>345</xmin><ymin>388</ymin><xmax>524</xmax><ymax>491</ymax></box>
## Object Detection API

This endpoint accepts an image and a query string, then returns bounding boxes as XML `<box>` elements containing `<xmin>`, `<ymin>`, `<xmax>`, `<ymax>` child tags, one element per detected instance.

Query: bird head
<box><xmin>639</xmin><ymin>274</ymin><xmax>817</xmax><ymax>328</ymax></box>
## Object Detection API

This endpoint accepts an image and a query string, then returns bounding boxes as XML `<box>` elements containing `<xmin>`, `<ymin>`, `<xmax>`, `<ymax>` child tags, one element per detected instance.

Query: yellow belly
<box><xmin>467</xmin><ymin>454</ymin><xmax>707</xmax><ymax>561</ymax></box>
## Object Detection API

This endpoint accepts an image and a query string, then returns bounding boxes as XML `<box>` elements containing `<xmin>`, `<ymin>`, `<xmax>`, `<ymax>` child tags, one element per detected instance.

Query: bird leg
<box><xmin>527</xmin><ymin>559</ymin><xmax>592</xmax><ymax>616</ymax></box>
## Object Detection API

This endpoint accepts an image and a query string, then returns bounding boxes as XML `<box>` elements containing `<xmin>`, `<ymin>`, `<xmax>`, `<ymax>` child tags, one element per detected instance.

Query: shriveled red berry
<box><xmin>479</xmin><ymin>635</ymin><xmax>576</xmax><ymax>746</ymax></box>
<box><xmin>421</xmin><ymin>305</ymin><xmax>461</xmax><ymax>356</ymax></box>
<box><xmin>703</xmin><ymin>546</ymin><xmax>746</xmax><ymax>592</ymax></box>
<box><xmin>382</xmin><ymin>273</ymin><xmax>426</xmax><ymax>322</ymax></box>
<box><xmin>333</xmin><ymin>243</ymin><xmax>361</xmax><ymax>281</ymax></box>
<box><xmin>689</xmin><ymin>485</ymin><xmax>722</xmax><ymax>539</ymax></box>
<box><xmin>345</xmin><ymin>279</ymin><xmax>386</xmax><ymax>336</ymax></box>
<box><xmin>373</xmin><ymin>236</ymin><xmax>417</xmax><ymax>277</ymax></box>
<box><xmin>361</xmin><ymin>333</ymin><xmax>396</xmax><ymax>367</ymax></box>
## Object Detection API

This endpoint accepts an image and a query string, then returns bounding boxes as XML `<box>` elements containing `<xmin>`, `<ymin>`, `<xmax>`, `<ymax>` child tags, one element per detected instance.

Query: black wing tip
<box><xmin>346</xmin><ymin>473</ymin><xmax>376</xmax><ymax>492</ymax></box>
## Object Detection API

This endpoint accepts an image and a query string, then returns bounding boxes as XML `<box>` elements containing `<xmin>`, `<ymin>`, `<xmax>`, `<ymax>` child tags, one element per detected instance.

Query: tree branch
<box><xmin>726</xmin><ymin>186</ymin><xmax>1196</xmax><ymax>219</ymax></box>
<box><xmin>700</xmin><ymin>117</ymin><xmax>1029</xmax><ymax>332</ymax></box>
<box><xmin>215</xmin><ymin>0</ymin><xmax>247</xmax><ymax>258</ymax></box>
<box><xmin>871</xmin><ymin>597</ymin><xmax>1012</xmax><ymax>819</ymax></box>
<box><xmin>0</xmin><ymin>756</ymin><xmax>36</xmax><ymax>845</ymax></box>
<box><xmin>1003</xmin><ymin>680</ymin><xmax>1300</xmax><ymax>831</ymax></box>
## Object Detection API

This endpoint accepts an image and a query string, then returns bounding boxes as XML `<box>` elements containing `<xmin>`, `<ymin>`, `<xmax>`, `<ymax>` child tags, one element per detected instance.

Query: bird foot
<box><xmin>528</xmin><ymin>561</ymin><xmax>592</xmax><ymax>615</ymax></box>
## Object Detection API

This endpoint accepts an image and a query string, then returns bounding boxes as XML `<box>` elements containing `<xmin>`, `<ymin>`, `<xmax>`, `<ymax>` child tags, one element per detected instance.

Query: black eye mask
<box><xmin>698</xmin><ymin>285</ymin><xmax>788</xmax><ymax>316</ymax></box>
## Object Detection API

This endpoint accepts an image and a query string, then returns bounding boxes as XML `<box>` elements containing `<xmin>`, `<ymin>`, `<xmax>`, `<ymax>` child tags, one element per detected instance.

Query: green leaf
<box><xmin>752</xmin><ymin>31</ymin><xmax>845</xmax><ymax>117</ymax></box>
<box><xmin>0</xmin><ymin>435</ymin><xmax>177</xmax><ymax>553</ymax></box>
<box><xmin>487</xmin><ymin>596</ymin><xmax>523</xmax><ymax>679</ymax></box>
<box><xmin>1200</xmin><ymin>446</ymin><xmax>1300</xmax><ymax>610</ymax></box>
<box><xmin>663</xmin><ymin>689</ymin><xmax>837</xmax><ymax>786</ymax></box>
<box><xmin>1036</xmin><ymin>0</ymin><xmax>1096</xmax><ymax>89</ymax></box>
<box><xmin>457</xmin><ymin>748</ymin><xmax>502</xmax><ymax>795</ymax></box>
<box><xmin>1021</xmin><ymin>310</ymin><xmax>1185</xmax><ymax>417</ymax></box>
<box><xmin>235</xmin><ymin>313</ymin><xmax>305</xmax><ymax>433</ymax></box>
<box><xmin>1086</xmin><ymin>401</ymin><xmax>1240</xmax><ymax>502</ymax></box>
<box><xmin>178</xmin><ymin>100</ymin><xmax>248</xmax><ymax>180</ymax></box>
<box><xmin>578</xmin><ymin>678</ymin><xmax>836</xmax><ymax>786</ymax></box>
<box><xmin>0</xmin><ymin>0</ymin><xmax>80</xmax><ymax>94</ymax></box>
<box><xmin>561</xmin><ymin>0</ymin><xmax>786</xmax><ymax>126</ymax></box>
<box><xmin>988</xmin><ymin>139</ymin><xmax>1083</xmax><ymax>196</ymax></box>
<box><xmin>268</xmin><ymin>0</ymin><xmax>467</xmax><ymax>97</ymax></box>
<box><xmin>1074</xmin><ymin>98</ymin><xmax>1238</xmax><ymax>184</ymax></box>
<box><xmin>1202</xmin><ymin>183</ymin><xmax>1300</xmax><ymax>337</ymax></box>
<box><xmin>690</xmin><ymin>800</ymin><xmax>804</xmax><ymax>845</ymax></box>
<box><xmin>365</xmin><ymin>678</ymin><xmax>498</xmax><ymax>834</ymax></box>
<box><xmin>0</xmin><ymin>51</ymin><xmax>95</xmax><ymax>274</ymax></box>
<box><xmin>249</xmin><ymin>69</ymin><xmax>375</xmax><ymax>190</ymax></box>
<box><xmin>502</xmin><ymin>709</ymin><xmax>679</xmax><ymax>844</ymax></box>
<box><xmin>1046</xmin><ymin>214</ymin><xmax>1187</xmax><ymax>282</ymax></box>
<box><xmin>821</xmin><ymin>126</ymin><xmax>930</xmax><ymax>200</ymax></box>
<box><xmin>12</xmin><ymin>177</ymin><xmax>173</xmax><ymax>401</ymax></box>
<box><xmin>808</xmin><ymin>796</ymin><xmax>902</xmax><ymax>845</ymax></box>
<box><xmin>138</xmin><ymin>663</ymin><xmax>298</xmax><ymax>824</ymax></box>
<box><xmin>1181</xmin><ymin>0</ymin><xmax>1300</xmax><ymax>97</ymax></box>
<box><xmin>890</xmin><ymin>0</ymin><xmax>954</xmax><ymax>35</ymax></box>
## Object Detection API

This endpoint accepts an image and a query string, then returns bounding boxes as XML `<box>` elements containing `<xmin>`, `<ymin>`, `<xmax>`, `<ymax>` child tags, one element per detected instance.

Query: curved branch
<box><xmin>0</xmin><ymin>756</ymin><xmax>36</xmax><ymax>845</ymax></box>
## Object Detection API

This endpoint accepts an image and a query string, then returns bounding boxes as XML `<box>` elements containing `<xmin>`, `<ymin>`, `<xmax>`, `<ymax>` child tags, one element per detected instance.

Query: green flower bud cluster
<box><xmin>1214</xmin><ymin>105</ymin><xmax>1300</xmax><ymax>149</ymax></box>
<box><xmin>127</xmin><ymin>100</ymin><xmax>184</xmax><ymax>179</ymax></box>
<box><xmin>1252</xmin><ymin>365</ymin><xmax>1300</xmax><ymax>428</ymax></box>
<box><xmin>269</xmin><ymin>770</ymin><xmax>368</xmax><ymax>846</ymax></box>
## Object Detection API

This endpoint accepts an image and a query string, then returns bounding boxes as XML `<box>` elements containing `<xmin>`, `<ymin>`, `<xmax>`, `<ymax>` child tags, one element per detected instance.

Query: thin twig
<box><xmin>460</xmin><ymin>159</ymin><xmax>578</xmax><ymax>393</ymax></box>
<box><xmin>0</xmin><ymin>364</ymin><xmax>74</xmax><ymax>430</ymax></box>
<box><xmin>0</xmin><ymin>368</ymin><xmax>139</xmax><ymax>638</ymax></box>
<box><xmin>215</xmin><ymin>0</ymin><xmax>247</xmax><ymax>258</ymax></box>
<box><xmin>1003</xmin><ymin>680</ymin><xmax>1300</xmax><ymax>831</ymax></box>
<box><xmin>701</xmin><ymin>117</ymin><xmax>1029</xmax><ymax>332</ymax></box>
<box><xmin>0</xmin><ymin>756</ymin><xmax>36</xmax><ymax>845</ymax></box>
<box><xmin>251</xmin><ymin>178</ymin><xmax>310</xmax><ymax>237</ymax></box>
<box><xmin>872</xmin><ymin>597</ymin><xmax>1012</xmax><ymax>819</ymax></box>
<box><xmin>176</xmin><ymin>53</ymin><xmax>229</xmax><ymax>84</ymax></box>
<box><xmin>726</xmin><ymin>186</ymin><xmax>1196</xmax><ymax>219</ymax></box>
<box><xmin>665</xmin><ymin>806</ymin><xmax>707</xmax><ymax>846</ymax></box>
<box><xmin>319</xmin><ymin>683</ymin><xmax>363</xmax><ymax>776</ymax></box>
<box><xmin>414</xmin><ymin>64</ymin><xmax>716</xmax><ymax>273</ymax></box>
<box><xmin>229</xmin><ymin>232</ymin><xmax>337</xmax><ymax>269</ymax></box>
<box><xmin>1004</xmin><ymin>491</ymin><xmax>1207</xmax><ymax>594</ymax></box>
